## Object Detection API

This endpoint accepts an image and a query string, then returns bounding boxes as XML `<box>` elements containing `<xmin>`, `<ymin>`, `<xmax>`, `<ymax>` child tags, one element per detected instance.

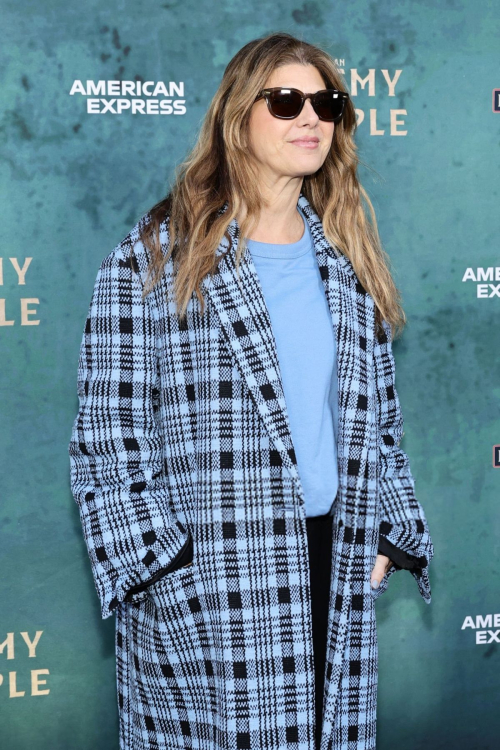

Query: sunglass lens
<box><xmin>313</xmin><ymin>91</ymin><xmax>344</xmax><ymax>121</ymax></box>
<box><xmin>269</xmin><ymin>90</ymin><xmax>303</xmax><ymax>118</ymax></box>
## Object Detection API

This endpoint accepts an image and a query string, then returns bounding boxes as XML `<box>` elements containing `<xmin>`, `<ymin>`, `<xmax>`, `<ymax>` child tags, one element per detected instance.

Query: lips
<box><xmin>289</xmin><ymin>138</ymin><xmax>320</xmax><ymax>149</ymax></box>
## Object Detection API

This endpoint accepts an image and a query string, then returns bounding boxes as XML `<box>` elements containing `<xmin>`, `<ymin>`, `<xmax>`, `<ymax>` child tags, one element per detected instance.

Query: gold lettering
<box><xmin>0</xmin><ymin>300</ymin><xmax>15</xmax><ymax>326</ymax></box>
<box><xmin>350</xmin><ymin>68</ymin><xmax>376</xmax><ymax>96</ymax></box>
<box><xmin>0</xmin><ymin>633</ymin><xmax>15</xmax><ymax>659</ymax></box>
<box><xmin>370</xmin><ymin>109</ymin><xmax>384</xmax><ymax>136</ymax></box>
<box><xmin>9</xmin><ymin>257</ymin><xmax>33</xmax><ymax>285</ymax></box>
<box><xmin>355</xmin><ymin>108</ymin><xmax>365</xmax><ymax>126</ymax></box>
<box><xmin>9</xmin><ymin>672</ymin><xmax>25</xmax><ymax>698</ymax></box>
<box><xmin>20</xmin><ymin>631</ymin><xmax>43</xmax><ymax>658</ymax></box>
<box><xmin>381</xmin><ymin>69</ymin><xmax>403</xmax><ymax>96</ymax></box>
<box><xmin>391</xmin><ymin>109</ymin><xmax>407</xmax><ymax>136</ymax></box>
<box><xmin>20</xmin><ymin>298</ymin><xmax>40</xmax><ymax>326</ymax></box>
<box><xmin>31</xmin><ymin>669</ymin><xmax>50</xmax><ymax>696</ymax></box>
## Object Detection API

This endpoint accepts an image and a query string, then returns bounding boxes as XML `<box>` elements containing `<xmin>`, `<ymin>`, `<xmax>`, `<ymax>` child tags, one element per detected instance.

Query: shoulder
<box><xmin>99</xmin><ymin>210</ymin><xmax>174</xmax><ymax>288</ymax></box>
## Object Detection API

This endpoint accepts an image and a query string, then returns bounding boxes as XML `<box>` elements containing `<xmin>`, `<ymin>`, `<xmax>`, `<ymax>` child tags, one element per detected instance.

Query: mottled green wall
<box><xmin>1</xmin><ymin>1</ymin><xmax>499</xmax><ymax>748</ymax></box>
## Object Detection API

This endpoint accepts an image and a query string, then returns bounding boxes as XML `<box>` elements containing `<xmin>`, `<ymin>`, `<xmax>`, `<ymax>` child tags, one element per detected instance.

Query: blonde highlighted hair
<box><xmin>138</xmin><ymin>32</ymin><xmax>406</xmax><ymax>340</ymax></box>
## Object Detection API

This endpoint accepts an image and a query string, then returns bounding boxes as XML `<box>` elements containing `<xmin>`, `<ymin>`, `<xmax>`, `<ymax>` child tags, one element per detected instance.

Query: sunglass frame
<box><xmin>254</xmin><ymin>87</ymin><xmax>350</xmax><ymax>122</ymax></box>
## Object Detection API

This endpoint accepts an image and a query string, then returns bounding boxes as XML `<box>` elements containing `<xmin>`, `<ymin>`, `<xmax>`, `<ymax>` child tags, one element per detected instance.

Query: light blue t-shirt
<box><xmin>245</xmin><ymin>206</ymin><xmax>339</xmax><ymax>517</ymax></box>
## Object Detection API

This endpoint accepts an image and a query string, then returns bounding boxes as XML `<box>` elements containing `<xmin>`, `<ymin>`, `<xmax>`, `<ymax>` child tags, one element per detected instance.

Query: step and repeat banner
<box><xmin>1</xmin><ymin>1</ymin><xmax>499</xmax><ymax>748</ymax></box>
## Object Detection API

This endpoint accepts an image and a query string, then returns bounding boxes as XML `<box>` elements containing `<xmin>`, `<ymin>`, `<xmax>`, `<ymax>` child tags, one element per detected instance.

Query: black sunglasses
<box><xmin>254</xmin><ymin>87</ymin><xmax>349</xmax><ymax>123</ymax></box>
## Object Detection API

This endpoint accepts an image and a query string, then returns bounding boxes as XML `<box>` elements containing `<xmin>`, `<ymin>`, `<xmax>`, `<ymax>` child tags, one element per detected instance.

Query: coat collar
<box><xmin>201</xmin><ymin>192</ymin><xmax>370</xmax><ymax>506</ymax></box>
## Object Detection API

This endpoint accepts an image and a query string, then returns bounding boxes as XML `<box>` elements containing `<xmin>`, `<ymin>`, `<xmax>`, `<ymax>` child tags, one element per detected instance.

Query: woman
<box><xmin>69</xmin><ymin>32</ymin><xmax>434</xmax><ymax>750</ymax></box>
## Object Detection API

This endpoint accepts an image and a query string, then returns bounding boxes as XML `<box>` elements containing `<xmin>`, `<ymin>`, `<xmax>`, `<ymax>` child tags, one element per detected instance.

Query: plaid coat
<box><xmin>68</xmin><ymin>192</ymin><xmax>434</xmax><ymax>750</ymax></box>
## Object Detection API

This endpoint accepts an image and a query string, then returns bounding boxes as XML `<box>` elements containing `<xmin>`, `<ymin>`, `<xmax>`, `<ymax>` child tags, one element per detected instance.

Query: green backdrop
<box><xmin>1</xmin><ymin>1</ymin><xmax>499</xmax><ymax>748</ymax></box>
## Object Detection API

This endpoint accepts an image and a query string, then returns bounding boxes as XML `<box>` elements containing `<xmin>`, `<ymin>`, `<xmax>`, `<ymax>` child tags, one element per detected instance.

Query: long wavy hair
<box><xmin>138</xmin><ymin>32</ymin><xmax>406</xmax><ymax>340</ymax></box>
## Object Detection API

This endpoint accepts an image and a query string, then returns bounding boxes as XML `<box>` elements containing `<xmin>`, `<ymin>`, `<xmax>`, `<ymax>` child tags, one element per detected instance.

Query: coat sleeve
<box><xmin>68</xmin><ymin>244</ymin><xmax>190</xmax><ymax>619</ymax></box>
<box><xmin>372</xmin><ymin>319</ymin><xmax>434</xmax><ymax>604</ymax></box>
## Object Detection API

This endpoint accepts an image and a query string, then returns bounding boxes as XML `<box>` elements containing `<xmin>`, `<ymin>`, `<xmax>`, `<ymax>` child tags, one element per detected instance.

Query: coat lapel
<box><xmin>200</xmin><ymin>210</ymin><xmax>304</xmax><ymax>499</ymax></box>
<box><xmin>298</xmin><ymin>194</ymin><xmax>375</xmax><ymax>502</ymax></box>
<box><xmin>201</xmin><ymin>192</ymin><xmax>372</xmax><ymax>512</ymax></box>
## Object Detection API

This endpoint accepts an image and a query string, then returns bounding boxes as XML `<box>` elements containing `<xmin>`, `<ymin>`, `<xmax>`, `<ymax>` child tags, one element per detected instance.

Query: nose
<box><xmin>299</xmin><ymin>96</ymin><xmax>319</xmax><ymax>122</ymax></box>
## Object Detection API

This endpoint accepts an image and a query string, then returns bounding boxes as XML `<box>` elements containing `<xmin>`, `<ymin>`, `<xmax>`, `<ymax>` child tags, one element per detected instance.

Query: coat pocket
<box><xmin>124</xmin><ymin>527</ymin><xmax>195</xmax><ymax>604</ymax></box>
<box><xmin>163</xmin><ymin>528</ymin><xmax>194</xmax><ymax>572</ymax></box>
<box><xmin>376</xmin><ymin>518</ymin><xmax>433</xmax><ymax>603</ymax></box>
<box><xmin>127</xmin><ymin>561</ymin><xmax>210</xmax><ymax>725</ymax></box>
<box><xmin>144</xmin><ymin>558</ymin><xmax>211</xmax><ymax>677</ymax></box>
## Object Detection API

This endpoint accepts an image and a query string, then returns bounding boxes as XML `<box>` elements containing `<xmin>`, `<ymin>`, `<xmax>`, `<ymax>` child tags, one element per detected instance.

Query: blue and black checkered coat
<box><xmin>68</xmin><ymin>193</ymin><xmax>434</xmax><ymax>750</ymax></box>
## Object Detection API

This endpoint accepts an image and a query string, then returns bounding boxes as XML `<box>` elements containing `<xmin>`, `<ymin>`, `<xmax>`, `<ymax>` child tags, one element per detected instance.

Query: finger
<box><xmin>370</xmin><ymin>554</ymin><xmax>391</xmax><ymax>589</ymax></box>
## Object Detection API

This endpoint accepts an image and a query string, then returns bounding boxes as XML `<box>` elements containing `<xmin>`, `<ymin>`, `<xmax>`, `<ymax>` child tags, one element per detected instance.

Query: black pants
<box><xmin>306</xmin><ymin>510</ymin><xmax>334</xmax><ymax>750</ymax></box>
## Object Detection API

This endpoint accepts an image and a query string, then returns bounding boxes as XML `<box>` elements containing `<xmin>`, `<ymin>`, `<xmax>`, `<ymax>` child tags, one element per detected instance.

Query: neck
<box><xmin>239</xmin><ymin>179</ymin><xmax>305</xmax><ymax>244</ymax></box>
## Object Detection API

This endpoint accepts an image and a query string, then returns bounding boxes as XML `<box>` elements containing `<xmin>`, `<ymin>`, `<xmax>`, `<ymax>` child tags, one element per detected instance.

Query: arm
<box><xmin>68</xmin><ymin>244</ymin><xmax>190</xmax><ymax>619</ymax></box>
<box><xmin>372</xmin><ymin>319</ymin><xmax>434</xmax><ymax>603</ymax></box>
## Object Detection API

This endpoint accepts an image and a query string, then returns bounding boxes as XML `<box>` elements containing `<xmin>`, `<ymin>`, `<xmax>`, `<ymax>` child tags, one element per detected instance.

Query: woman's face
<box><xmin>248</xmin><ymin>63</ymin><xmax>335</xmax><ymax>183</ymax></box>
